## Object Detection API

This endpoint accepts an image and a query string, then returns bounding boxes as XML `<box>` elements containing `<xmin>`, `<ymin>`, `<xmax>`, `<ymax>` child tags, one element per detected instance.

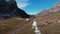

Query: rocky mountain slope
<box><xmin>0</xmin><ymin>0</ymin><xmax>30</xmax><ymax>19</ymax></box>
<box><xmin>37</xmin><ymin>2</ymin><xmax>60</xmax><ymax>17</ymax></box>
<box><xmin>36</xmin><ymin>2</ymin><xmax>60</xmax><ymax>34</ymax></box>
<box><xmin>0</xmin><ymin>0</ymin><xmax>35</xmax><ymax>34</ymax></box>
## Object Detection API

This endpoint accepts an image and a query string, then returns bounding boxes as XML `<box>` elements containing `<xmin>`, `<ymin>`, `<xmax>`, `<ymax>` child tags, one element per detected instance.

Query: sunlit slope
<box><xmin>36</xmin><ymin>11</ymin><xmax>60</xmax><ymax>34</ymax></box>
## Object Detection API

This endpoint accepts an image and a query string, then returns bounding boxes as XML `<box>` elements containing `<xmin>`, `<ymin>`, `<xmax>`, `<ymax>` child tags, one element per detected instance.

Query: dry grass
<box><xmin>1</xmin><ymin>11</ymin><xmax>60</xmax><ymax>34</ymax></box>
<box><xmin>36</xmin><ymin>11</ymin><xmax>60</xmax><ymax>34</ymax></box>
<box><xmin>0</xmin><ymin>18</ymin><xmax>35</xmax><ymax>34</ymax></box>
<box><xmin>15</xmin><ymin>21</ymin><xmax>35</xmax><ymax>34</ymax></box>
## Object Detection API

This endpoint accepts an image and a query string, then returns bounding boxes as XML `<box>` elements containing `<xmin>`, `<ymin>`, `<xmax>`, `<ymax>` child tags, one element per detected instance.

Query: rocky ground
<box><xmin>36</xmin><ymin>8</ymin><xmax>60</xmax><ymax>34</ymax></box>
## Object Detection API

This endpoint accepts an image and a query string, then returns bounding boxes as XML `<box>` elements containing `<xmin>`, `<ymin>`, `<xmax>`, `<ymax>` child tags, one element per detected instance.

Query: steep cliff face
<box><xmin>0</xmin><ymin>0</ymin><xmax>30</xmax><ymax>19</ymax></box>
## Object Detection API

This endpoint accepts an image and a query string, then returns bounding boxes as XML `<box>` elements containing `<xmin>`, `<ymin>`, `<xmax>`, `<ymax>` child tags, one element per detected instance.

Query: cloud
<box><xmin>16</xmin><ymin>0</ymin><xmax>31</xmax><ymax>9</ymax></box>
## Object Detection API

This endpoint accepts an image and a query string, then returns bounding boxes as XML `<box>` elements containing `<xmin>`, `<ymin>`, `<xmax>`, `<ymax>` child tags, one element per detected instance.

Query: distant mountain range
<box><xmin>0</xmin><ymin>0</ymin><xmax>30</xmax><ymax>19</ymax></box>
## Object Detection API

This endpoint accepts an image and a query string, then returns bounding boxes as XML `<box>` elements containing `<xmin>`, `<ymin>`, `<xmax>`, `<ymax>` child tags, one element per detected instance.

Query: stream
<box><xmin>32</xmin><ymin>20</ymin><xmax>41</xmax><ymax>34</ymax></box>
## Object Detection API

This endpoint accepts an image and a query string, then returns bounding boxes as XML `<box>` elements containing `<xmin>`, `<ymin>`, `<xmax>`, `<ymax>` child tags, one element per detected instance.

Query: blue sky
<box><xmin>16</xmin><ymin>0</ymin><xmax>60</xmax><ymax>15</ymax></box>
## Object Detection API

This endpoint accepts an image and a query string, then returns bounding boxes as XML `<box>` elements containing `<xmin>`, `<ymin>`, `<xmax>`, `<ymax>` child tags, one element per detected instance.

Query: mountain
<box><xmin>0</xmin><ymin>0</ymin><xmax>35</xmax><ymax>34</ymax></box>
<box><xmin>36</xmin><ymin>2</ymin><xmax>60</xmax><ymax>34</ymax></box>
<box><xmin>37</xmin><ymin>2</ymin><xmax>60</xmax><ymax>17</ymax></box>
<box><xmin>0</xmin><ymin>0</ymin><xmax>30</xmax><ymax>19</ymax></box>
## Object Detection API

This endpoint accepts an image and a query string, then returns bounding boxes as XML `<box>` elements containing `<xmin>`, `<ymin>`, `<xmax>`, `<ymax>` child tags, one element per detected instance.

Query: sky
<box><xmin>16</xmin><ymin>0</ymin><xmax>60</xmax><ymax>15</ymax></box>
